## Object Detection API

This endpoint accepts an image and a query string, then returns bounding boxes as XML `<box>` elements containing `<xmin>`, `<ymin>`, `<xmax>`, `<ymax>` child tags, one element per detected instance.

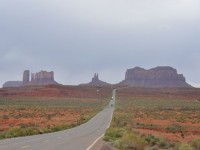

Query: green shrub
<box><xmin>2</xmin><ymin>127</ymin><xmax>47</xmax><ymax>138</ymax></box>
<box><xmin>158</xmin><ymin>138</ymin><xmax>170</xmax><ymax>149</ymax></box>
<box><xmin>104</xmin><ymin>128</ymin><xmax>125</xmax><ymax>142</ymax></box>
<box><xmin>166</xmin><ymin>124</ymin><xmax>183</xmax><ymax>133</ymax></box>
<box><xmin>2</xmin><ymin>115</ymin><xmax>9</xmax><ymax>119</ymax></box>
<box><xmin>113</xmin><ymin>114</ymin><xmax>131</xmax><ymax>127</ymax></box>
<box><xmin>144</xmin><ymin>145</ymin><xmax>158</xmax><ymax>150</ymax></box>
<box><xmin>103</xmin><ymin>136</ymin><xmax>110</xmax><ymax>142</ymax></box>
<box><xmin>0</xmin><ymin>123</ymin><xmax>78</xmax><ymax>140</ymax></box>
<box><xmin>145</xmin><ymin>134</ymin><xmax>160</xmax><ymax>146</ymax></box>
<box><xmin>179</xmin><ymin>143</ymin><xmax>193</xmax><ymax>150</ymax></box>
<box><xmin>51</xmin><ymin>125</ymin><xmax>61</xmax><ymax>132</ymax></box>
<box><xmin>115</xmin><ymin>132</ymin><xmax>146</xmax><ymax>150</ymax></box>
<box><xmin>6</xmin><ymin>128</ymin><xmax>26</xmax><ymax>137</ymax></box>
<box><xmin>51</xmin><ymin>124</ymin><xmax>73</xmax><ymax>132</ymax></box>
<box><xmin>25</xmin><ymin>128</ymin><xmax>39</xmax><ymax>135</ymax></box>
<box><xmin>191</xmin><ymin>138</ymin><xmax>200</xmax><ymax>150</ymax></box>
<box><xmin>0</xmin><ymin>134</ymin><xmax>5</xmax><ymax>140</ymax></box>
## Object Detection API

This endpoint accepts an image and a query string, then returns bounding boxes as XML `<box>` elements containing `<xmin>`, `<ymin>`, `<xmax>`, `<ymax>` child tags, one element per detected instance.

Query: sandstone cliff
<box><xmin>119</xmin><ymin>66</ymin><xmax>192</xmax><ymax>88</ymax></box>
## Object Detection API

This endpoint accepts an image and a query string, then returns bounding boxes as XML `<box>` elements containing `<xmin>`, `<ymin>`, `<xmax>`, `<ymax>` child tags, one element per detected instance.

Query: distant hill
<box><xmin>3</xmin><ymin>81</ymin><xmax>22</xmax><ymax>88</ymax></box>
<box><xmin>80</xmin><ymin>73</ymin><xmax>111</xmax><ymax>87</ymax></box>
<box><xmin>119</xmin><ymin>66</ymin><xmax>192</xmax><ymax>88</ymax></box>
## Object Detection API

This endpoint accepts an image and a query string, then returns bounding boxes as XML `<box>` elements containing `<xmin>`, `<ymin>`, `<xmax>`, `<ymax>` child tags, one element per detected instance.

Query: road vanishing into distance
<box><xmin>0</xmin><ymin>90</ymin><xmax>116</xmax><ymax>150</ymax></box>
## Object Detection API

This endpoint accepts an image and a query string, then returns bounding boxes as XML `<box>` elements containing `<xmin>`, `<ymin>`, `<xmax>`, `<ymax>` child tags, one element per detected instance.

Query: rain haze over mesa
<box><xmin>0</xmin><ymin>0</ymin><xmax>200</xmax><ymax>87</ymax></box>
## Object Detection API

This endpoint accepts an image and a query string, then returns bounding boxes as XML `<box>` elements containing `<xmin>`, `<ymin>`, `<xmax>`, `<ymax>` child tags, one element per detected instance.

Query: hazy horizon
<box><xmin>0</xmin><ymin>0</ymin><xmax>200</xmax><ymax>87</ymax></box>
<box><xmin>1</xmin><ymin>66</ymin><xmax>199</xmax><ymax>88</ymax></box>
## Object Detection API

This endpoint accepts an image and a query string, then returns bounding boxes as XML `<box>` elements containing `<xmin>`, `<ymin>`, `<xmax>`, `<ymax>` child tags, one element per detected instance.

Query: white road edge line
<box><xmin>43</xmin><ymin>140</ymin><xmax>49</xmax><ymax>142</ymax></box>
<box><xmin>86</xmin><ymin>133</ymin><xmax>104</xmax><ymax>150</ymax></box>
<box><xmin>107</xmin><ymin>109</ymin><xmax>113</xmax><ymax>129</ymax></box>
<box><xmin>87</xmin><ymin>90</ymin><xmax>115</xmax><ymax>150</ymax></box>
<box><xmin>87</xmin><ymin>108</ymin><xmax>114</xmax><ymax>150</ymax></box>
<box><xmin>21</xmin><ymin>145</ymin><xmax>30</xmax><ymax>149</ymax></box>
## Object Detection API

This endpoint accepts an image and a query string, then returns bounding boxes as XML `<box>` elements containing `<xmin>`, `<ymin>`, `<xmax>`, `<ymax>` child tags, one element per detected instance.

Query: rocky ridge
<box><xmin>2</xmin><ymin>66</ymin><xmax>194</xmax><ymax>88</ymax></box>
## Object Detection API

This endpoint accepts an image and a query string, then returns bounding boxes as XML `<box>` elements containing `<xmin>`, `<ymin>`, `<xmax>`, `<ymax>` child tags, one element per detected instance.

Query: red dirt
<box><xmin>134</xmin><ymin>117</ymin><xmax>200</xmax><ymax>142</ymax></box>
<box><xmin>137</xmin><ymin>128</ymin><xmax>200</xmax><ymax>142</ymax></box>
<box><xmin>118</xmin><ymin>87</ymin><xmax>200</xmax><ymax>100</ymax></box>
<box><xmin>117</xmin><ymin>87</ymin><xmax>200</xmax><ymax>143</ymax></box>
<box><xmin>0</xmin><ymin>85</ymin><xmax>112</xmax><ymax>134</ymax></box>
<box><xmin>0</xmin><ymin>85</ymin><xmax>113</xmax><ymax>98</ymax></box>
<box><xmin>0</xmin><ymin>107</ymin><xmax>84</xmax><ymax>132</ymax></box>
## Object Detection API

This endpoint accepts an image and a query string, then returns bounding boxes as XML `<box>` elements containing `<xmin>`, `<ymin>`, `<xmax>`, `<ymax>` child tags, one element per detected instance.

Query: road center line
<box><xmin>43</xmin><ymin>140</ymin><xmax>49</xmax><ymax>142</ymax></box>
<box><xmin>87</xmin><ymin>101</ymin><xmax>115</xmax><ymax>150</ymax></box>
<box><xmin>107</xmin><ymin>110</ymin><xmax>113</xmax><ymax>129</ymax></box>
<box><xmin>21</xmin><ymin>145</ymin><xmax>30</xmax><ymax>149</ymax></box>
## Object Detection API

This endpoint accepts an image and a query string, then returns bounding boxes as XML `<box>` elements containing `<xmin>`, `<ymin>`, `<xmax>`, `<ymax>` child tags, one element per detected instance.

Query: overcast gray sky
<box><xmin>0</xmin><ymin>0</ymin><xmax>200</xmax><ymax>87</ymax></box>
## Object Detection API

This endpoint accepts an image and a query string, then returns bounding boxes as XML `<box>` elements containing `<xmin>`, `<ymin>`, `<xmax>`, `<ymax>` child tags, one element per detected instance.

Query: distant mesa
<box><xmin>119</xmin><ymin>66</ymin><xmax>192</xmax><ymax>88</ymax></box>
<box><xmin>80</xmin><ymin>73</ymin><xmax>110</xmax><ymax>87</ymax></box>
<box><xmin>3</xmin><ymin>70</ymin><xmax>58</xmax><ymax>88</ymax></box>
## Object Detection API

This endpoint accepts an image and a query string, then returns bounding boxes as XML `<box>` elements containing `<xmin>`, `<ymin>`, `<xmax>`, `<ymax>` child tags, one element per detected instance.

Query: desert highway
<box><xmin>0</xmin><ymin>89</ymin><xmax>116</xmax><ymax>150</ymax></box>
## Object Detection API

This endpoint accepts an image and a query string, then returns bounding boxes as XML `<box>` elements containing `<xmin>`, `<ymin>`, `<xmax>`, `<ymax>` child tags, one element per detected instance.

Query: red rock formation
<box><xmin>92</xmin><ymin>73</ymin><xmax>99</xmax><ymax>82</ymax></box>
<box><xmin>80</xmin><ymin>73</ymin><xmax>110</xmax><ymax>87</ymax></box>
<box><xmin>23</xmin><ymin>70</ymin><xmax>30</xmax><ymax>84</ymax></box>
<box><xmin>29</xmin><ymin>71</ymin><xmax>58</xmax><ymax>85</ymax></box>
<box><xmin>120</xmin><ymin>66</ymin><xmax>192</xmax><ymax>88</ymax></box>
<box><xmin>3</xmin><ymin>70</ymin><xmax>58</xmax><ymax>87</ymax></box>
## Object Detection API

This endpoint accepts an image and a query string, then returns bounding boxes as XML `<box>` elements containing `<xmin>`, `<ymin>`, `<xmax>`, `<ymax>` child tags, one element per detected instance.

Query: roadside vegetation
<box><xmin>0</xmin><ymin>97</ymin><xmax>109</xmax><ymax>139</ymax></box>
<box><xmin>104</xmin><ymin>91</ymin><xmax>200</xmax><ymax>150</ymax></box>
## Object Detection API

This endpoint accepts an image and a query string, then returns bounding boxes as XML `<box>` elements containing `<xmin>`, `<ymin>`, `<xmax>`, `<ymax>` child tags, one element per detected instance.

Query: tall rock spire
<box><xmin>23</xmin><ymin>70</ymin><xmax>30</xmax><ymax>84</ymax></box>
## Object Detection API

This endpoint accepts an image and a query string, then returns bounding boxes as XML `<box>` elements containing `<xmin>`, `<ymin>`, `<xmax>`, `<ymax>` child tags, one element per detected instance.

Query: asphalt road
<box><xmin>0</xmin><ymin>90</ymin><xmax>116</xmax><ymax>150</ymax></box>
